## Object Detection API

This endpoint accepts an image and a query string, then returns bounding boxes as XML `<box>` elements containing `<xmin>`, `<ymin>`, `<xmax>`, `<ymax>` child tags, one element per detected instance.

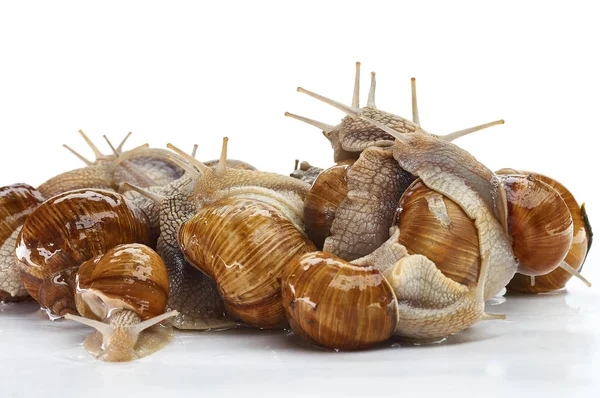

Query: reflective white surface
<box><xmin>2</xmin><ymin>280</ymin><xmax>599</xmax><ymax>398</ymax></box>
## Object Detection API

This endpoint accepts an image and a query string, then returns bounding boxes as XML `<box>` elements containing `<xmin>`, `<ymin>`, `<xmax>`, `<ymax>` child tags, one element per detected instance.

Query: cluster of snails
<box><xmin>0</xmin><ymin>63</ymin><xmax>593</xmax><ymax>361</ymax></box>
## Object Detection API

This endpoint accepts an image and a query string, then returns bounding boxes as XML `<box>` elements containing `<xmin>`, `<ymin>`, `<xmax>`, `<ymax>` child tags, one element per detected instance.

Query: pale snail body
<box><xmin>38</xmin><ymin>131</ymin><xmax>185</xmax><ymax>199</ymax></box>
<box><xmin>65</xmin><ymin>243</ymin><xmax>177</xmax><ymax>362</ymax></box>
<box><xmin>15</xmin><ymin>189</ymin><xmax>153</xmax><ymax>317</ymax></box>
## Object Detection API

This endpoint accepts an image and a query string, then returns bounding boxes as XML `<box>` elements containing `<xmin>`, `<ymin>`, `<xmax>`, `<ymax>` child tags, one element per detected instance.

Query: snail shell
<box><xmin>65</xmin><ymin>243</ymin><xmax>175</xmax><ymax>362</ymax></box>
<box><xmin>15</xmin><ymin>189</ymin><xmax>153</xmax><ymax>316</ymax></box>
<box><xmin>497</xmin><ymin>170</ymin><xmax>592</xmax><ymax>292</ymax></box>
<box><xmin>76</xmin><ymin>243</ymin><xmax>169</xmax><ymax>321</ymax></box>
<box><xmin>303</xmin><ymin>160</ymin><xmax>352</xmax><ymax>249</ymax></box>
<box><xmin>397</xmin><ymin>179</ymin><xmax>480</xmax><ymax>287</ymax></box>
<box><xmin>178</xmin><ymin>196</ymin><xmax>316</xmax><ymax>328</ymax></box>
<box><xmin>0</xmin><ymin>184</ymin><xmax>44</xmax><ymax>300</ymax></box>
<box><xmin>499</xmin><ymin>174</ymin><xmax>574</xmax><ymax>276</ymax></box>
<box><xmin>282</xmin><ymin>251</ymin><xmax>399</xmax><ymax>350</ymax></box>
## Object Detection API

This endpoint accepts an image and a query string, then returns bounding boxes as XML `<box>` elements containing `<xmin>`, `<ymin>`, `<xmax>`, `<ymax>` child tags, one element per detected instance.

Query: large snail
<box><xmin>65</xmin><ymin>243</ymin><xmax>177</xmax><ymax>362</ymax></box>
<box><xmin>288</xmin><ymin>63</ymin><xmax>503</xmax><ymax>261</ymax></box>
<box><xmin>123</xmin><ymin>146</ymin><xmax>260</xmax><ymax>330</ymax></box>
<box><xmin>174</xmin><ymin>138</ymin><xmax>316</xmax><ymax>328</ymax></box>
<box><xmin>15</xmin><ymin>189</ymin><xmax>153</xmax><ymax>316</ymax></box>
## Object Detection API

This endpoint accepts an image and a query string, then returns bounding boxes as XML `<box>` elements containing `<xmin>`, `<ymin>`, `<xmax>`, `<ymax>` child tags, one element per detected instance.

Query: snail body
<box><xmin>15</xmin><ymin>189</ymin><xmax>153</xmax><ymax>316</ymax></box>
<box><xmin>39</xmin><ymin>131</ymin><xmax>185</xmax><ymax>199</ymax></box>
<box><xmin>65</xmin><ymin>243</ymin><xmax>176</xmax><ymax>362</ymax></box>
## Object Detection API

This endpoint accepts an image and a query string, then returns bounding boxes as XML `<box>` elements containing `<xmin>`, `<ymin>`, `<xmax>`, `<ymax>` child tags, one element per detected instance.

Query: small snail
<box><xmin>497</xmin><ymin>169</ymin><xmax>593</xmax><ymax>292</ymax></box>
<box><xmin>39</xmin><ymin>130</ymin><xmax>184</xmax><ymax>199</ymax></box>
<box><xmin>15</xmin><ymin>189</ymin><xmax>153</xmax><ymax>317</ymax></box>
<box><xmin>289</xmin><ymin>159</ymin><xmax>323</xmax><ymax>185</ymax></box>
<box><xmin>0</xmin><ymin>184</ymin><xmax>44</xmax><ymax>301</ymax></box>
<box><xmin>64</xmin><ymin>243</ymin><xmax>177</xmax><ymax>362</ymax></box>
<box><xmin>282</xmin><ymin>251</ymin><xmax>399</xmax><ymax>350</ymax></box>
<box><xmin>176</xmin><ymin>137</ymin><xmax>316</xmax><ymax>328</ymax></box>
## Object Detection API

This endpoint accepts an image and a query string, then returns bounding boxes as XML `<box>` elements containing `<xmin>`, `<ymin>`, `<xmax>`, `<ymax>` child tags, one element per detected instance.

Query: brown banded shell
<box><xmin>38</xmin><ymin>267</ymin><xmax>79</xmax><ymax>317</ymax></box>
<box><xmin>178</xmin><ymin>196</ymin><xmax>316</xmax><ymax>328</ymax></box>
<box><xmin>0</xmin><ymin>183</ymin><xmax>44</xmax><ymax>299</ymax></box>
<box><xmin>497</xmin><ymin>170</ymin><xmax>592</xmax><ymax>292</ymax></box>
<box><xmin>76</xmin><ymin>243</ymin><xmax>169</xmax><ymax>321</ymax></box>
<box><xmin>397</xmin><ymin>179</ymin><xmax>481</xmax><ymax>286</ymax></box>
<box><xmin>500</xmin><ymin>174</ymin><xmax>574</xmax><ymax>276</ymax></box>
<box><xmin>15</xmin><ymin>189</ymin><xmax>153</xmax><ymax>315</ymax></box>
<box><xmin>0</xmin><ymin>184</ymin><xmax>45</xmax><ymax>242</ymax></box>
<box><xmin>281</xmin><ymin>251</ymin><xmax>399</xmax><ymax>350</ymax></box>
<box><xmin>303</xmin><ymin>160</ymin><xmax>353</xmax><ymax>249</ymax></box>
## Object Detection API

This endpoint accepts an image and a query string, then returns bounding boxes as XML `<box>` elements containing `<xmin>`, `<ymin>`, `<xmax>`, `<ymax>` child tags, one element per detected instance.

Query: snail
<box><xmin>282</xmin><ymin>251</ymin><xmax>399</xmax><ymax>350</ymax></box>
<box><xmin>286</xmin><ymin>62</ymin><xmax>504</xmax><ymax>163</ymax></box>
<box><xmin>125</xmin><ymin>173</ymin><xmax>235</xmax><ymax>331</ymax></box>
<box><xmin>297</xmin><ymin>114</ymin><xmax>515</xmax><ymax>340</ymax></box>
<box><xmin>40</xmin><ymin>130</ymin><xmax>185</xmax><ymax>199</ymax></box>
<box><xmin>122</xmin><ymin>145</ymin><xmax>261</xmax><ymax>330</ymax></box>
<box><xmin>64</xmin><ymin>243</ymin><xmax>177</xmax><ymax>362</ymax></box>
<box><xmin>289</xmin><ymin>159</ymin><xmax>323</xmax><ymax>185</ymax></box>
<box><xmin>496</xmin><ymin>169</ymin><xmax>593</xmax><ymax>292</ymax></box>
<box><xmin>174</xmin><ymin>137</ymin><xmax>316</xmax><ymax>328</ymax></box>
<box><xmin>288</xmin><ymin>63</ymin><xmax>503</xmax><ymax>261</ymax></box>
<box><xmin>0</xmin><ymin>184</ymin><xmax>45</xmax><ymax>301</ymax></box>
<box><xmin>15</xmin><ymin>189</ymin><xmax>153</xmax><ymax>317</ymax></box>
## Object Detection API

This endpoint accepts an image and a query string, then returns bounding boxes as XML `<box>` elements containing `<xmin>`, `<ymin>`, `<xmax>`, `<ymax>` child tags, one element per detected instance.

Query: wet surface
<box><xmin>1</xmin><ymin>280</ymin><xmax>599</xmax><ymax>397</ymax></box>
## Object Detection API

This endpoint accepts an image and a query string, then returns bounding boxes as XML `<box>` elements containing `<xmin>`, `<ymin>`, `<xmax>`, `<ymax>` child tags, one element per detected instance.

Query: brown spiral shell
<box><xmin>76</xmin><ymin>243</ymin><xmax>169</xmax><ymax>321</ymax></box>
<box><xmin>178</xmin><ymin>196</ymin><xmax>316</xmax><ymax>328</ymax></box>
<box><xmin>0</xmin><ymin>183</ymin><xmax>44</xmax><ymax>300</ymax></box>
<box><xmin>303</xmin><ymin>161</ymin><xmax>353</xmax><ymax>249</ymax></box>
<box><xmin>281</xmin><ymin>251</ymin><xmax>399</xmax><ymax>350</ymax></box>
<box><xmin>500</xmin><ymin>174</ymin><xmax>574</xmax><ymax>276</ymax></box>
<box><xmin>499</xmin><ymin>170</ymin><xmax>592</xmax><ymax>292</ymax></box>
<box><xmin>16</xmin><ymin>189</ymin><xmax>153</xmax><ymax>315</ymax></box>
<box><xmin>397</xmin><ymin>179</ymin><xmax>481</xmax><ymax>287</ymax></box>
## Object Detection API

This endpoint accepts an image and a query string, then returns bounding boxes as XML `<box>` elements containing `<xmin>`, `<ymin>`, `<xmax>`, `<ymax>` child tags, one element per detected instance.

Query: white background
<box><xmin>1</xmin><ymin>1</ymin><xmax>599</xmax><ymax>397</ymax></box>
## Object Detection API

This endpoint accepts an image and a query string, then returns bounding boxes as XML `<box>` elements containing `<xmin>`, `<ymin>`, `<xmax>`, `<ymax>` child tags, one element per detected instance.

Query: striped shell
<box><xmin>178</xmin><ymin>196</ymin><xmax>316</xmax><ymax>328</ymax></box>
<box><xmin>16</xmin><ymin>189</ymin><xmax>153</xmax><ymax>315</ymax></box>
<box><xmin>76</xmin><ymin>243</ymin><xmax>169</xmax><ymax>321</ymax></box>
